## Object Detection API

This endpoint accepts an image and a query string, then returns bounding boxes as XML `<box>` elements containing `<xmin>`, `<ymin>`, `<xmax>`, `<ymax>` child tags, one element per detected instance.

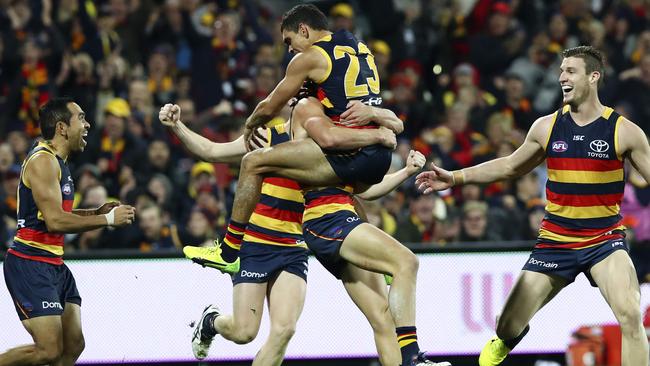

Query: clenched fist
<box><xmin>405</xmin><ymin>150</ymin><xmax>426</xmax><ymax>175</ymax></box>
<box><xmin>159</xmin><ymin>103</ymin><xmax>181</xmax><ymax>127</ymax></box>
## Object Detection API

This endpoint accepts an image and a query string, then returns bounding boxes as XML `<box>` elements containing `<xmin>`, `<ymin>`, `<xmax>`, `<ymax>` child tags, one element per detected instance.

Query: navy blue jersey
<box><xmin>9</xmin><ymin>142</ymin><xmax>74</xmax><ymax>265</ymax></box>
<box><xmin>311</xmin><ymin>30</ymin><xmax>381</xmax><ymax>123</ymax></box>
<box><xmin>539</xmin><ymin>105</ymin><xmax>625</xmax><ymax>249</ymax></box>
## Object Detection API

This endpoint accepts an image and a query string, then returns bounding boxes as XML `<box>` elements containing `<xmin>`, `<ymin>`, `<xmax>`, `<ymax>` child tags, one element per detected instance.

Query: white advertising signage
<box><xmin>1</xmin><ymin>252</ymin><xmax>648</xmax><ymax>362</ymax></box>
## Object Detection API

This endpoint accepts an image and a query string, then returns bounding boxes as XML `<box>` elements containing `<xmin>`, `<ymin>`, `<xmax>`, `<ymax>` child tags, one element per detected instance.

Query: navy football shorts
<box><xmin>324</xmin><ymin>144</ymin><xmax>391</xmax><ymax>185</ymax></box>
<box><xmin>232</xmin><ymin>241</ymin><xmax>309</xmax><ymax>285</ymax></box>
<box><xmin>4</xmin><ymin>252</ymin><xmax>81</xmax><ymax>320</ymax></box>
<box><xmin>522</xmin><ymin>237</ymin><xmax>629</xmax><ymax>287</ymax></box>
<box><xmin>302</xmin><ymin>210</ymin><xmax>364</xmax><ymax>279</ymax></box>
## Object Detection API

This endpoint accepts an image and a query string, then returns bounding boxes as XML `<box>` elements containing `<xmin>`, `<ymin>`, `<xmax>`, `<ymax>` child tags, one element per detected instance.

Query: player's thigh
<box><xmin>590</xmin><ymin>250</ymin><xmax>642</xmax><ymax>321</ymax></box>
<box><xmin>22</xmin><ymin>315</ymin><xmax>64</xmax><ymax>353</ymax></box>
<box><xmin>60</xmin><ymin>303</ymin><xmax>83</xmax><ymax>349</ymax></box>
<box><xmin>339</xmin><ymin>223</ymin><xmax>414</xmax><ymax>275</ymax></box>
<box><xmin>232</xmin><ymin>282</ymin><xmax>268</xmax><ymax>334</ymax></box>
<box><xmin>244</xmin><ymin>139</ymin><xmax>339</xmax><ymax>186</ymax></box>
<box><xmin>341</xmin><ymin>264</ymin><xmax>392</xmax><ymax>328</ymax></box>
<box><xmin>267</xmin><ymin>271</ymin><xmax>307</xmax><ymax>333</ymax></box>
<box><xmin>499</xmin><ymin>270</ymin><xmax>568</xmax><ymax>327</ymax></box>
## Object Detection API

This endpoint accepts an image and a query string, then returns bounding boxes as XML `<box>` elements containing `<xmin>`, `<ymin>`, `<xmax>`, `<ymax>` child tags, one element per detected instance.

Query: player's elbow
<box><xmin>44</xmin><ymin>214</ymin><xmax>65</xmax><ymax>233</ymax></box>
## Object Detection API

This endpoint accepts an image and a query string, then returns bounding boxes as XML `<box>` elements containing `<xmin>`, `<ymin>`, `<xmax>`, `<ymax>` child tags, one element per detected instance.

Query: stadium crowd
<box><xmin>1</xmin><ymin>0</ymin><xmax>650</xmax><ymax>279</ymax></box>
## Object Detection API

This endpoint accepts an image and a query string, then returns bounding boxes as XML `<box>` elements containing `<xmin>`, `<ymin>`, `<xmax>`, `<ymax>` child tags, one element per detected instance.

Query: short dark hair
<box><xmin>280</xmin><ymin>4</ymin><xmax>329</xmax><ymax>33</ymax></box>
<box><xmin>562</xmin><ymin>46</ymin><xmax>605</xmax><ymax>85</ymax></box>
<box><xmin>39</xmin><ymin>97</ymin><xmax>74</xmax><ymax>140</ymax></box>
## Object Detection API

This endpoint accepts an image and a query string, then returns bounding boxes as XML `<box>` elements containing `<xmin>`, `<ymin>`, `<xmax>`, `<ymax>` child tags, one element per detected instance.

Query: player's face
<box><xmin>65</xmin><ymin>103</ymin><xmax>90</xmax><ymax>152</ymax></box>
<box><xmin>282</xmin><ymin>28</ymin><xmax>310</xmax><ymax>54</ymax></box>
<box><xmin>558</xmin><ymin>57</ymin><xmax>596</xmax><ymax>107</ymax></box>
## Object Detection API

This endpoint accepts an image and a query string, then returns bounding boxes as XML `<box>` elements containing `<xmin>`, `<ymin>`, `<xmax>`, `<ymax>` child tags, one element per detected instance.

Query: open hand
<box><xmin>415</xmin><ymin>162</ymin><xmax>454</xmax><ymax>194</ymax></box>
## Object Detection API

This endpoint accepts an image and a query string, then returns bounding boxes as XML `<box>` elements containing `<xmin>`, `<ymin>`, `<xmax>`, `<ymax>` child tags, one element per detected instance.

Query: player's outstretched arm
<box><xmin>357</xmin><ymin>150</ymin><xmax>425</xmax><ymax>200</ymax></box>
<box><xmin>416</xmin><ymin>114</ymin><xmax>552</xmax><ymax>194</ymax></box>
<box><xmin>340</xmin><ymin>101</ymin><xmax>404</xmax><ymax>134</ymax></box>
<box><xmin>295</xmin><ymin>98</ymin><xmax>396</xmax><ymax>150</ymax></box>
<box><xmin>160</xmin><ymin>103</ymin><xmax>254</xmax><ymax>164</ymax></box>
<box><xmin>245</xmin><ymin>50</ymin><xmax>326</xmax><ymax>133</ymax></box>
<box><xmin>28</xmin><ymin>154</ymin><xmax>135</xmax><ymax>232</ymax></box>
<box><xmin>619</xmin><ymin>118</ymin><xmax>650</xmax><ymax>182</ymax></box>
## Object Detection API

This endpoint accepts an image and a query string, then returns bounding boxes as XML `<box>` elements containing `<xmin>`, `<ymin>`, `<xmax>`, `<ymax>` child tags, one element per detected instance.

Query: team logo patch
<box><xmin>62</xmin><ymin>183</ymin><xmax>72</xmax><ymax>195</ymax></box>
<box><xmin>22</xmin><ymin>301</ymin><xmax>33</xmax><ymax>312</ymax></box>
<box><xmin>551</xmin><ymin>141</ymin><xmax>568</xmax><ymax>152</ymax></box>
<box><xmin>589</xmin><ymin>139</ymin><xmax>609</xmax><ymax>153</ymax></box>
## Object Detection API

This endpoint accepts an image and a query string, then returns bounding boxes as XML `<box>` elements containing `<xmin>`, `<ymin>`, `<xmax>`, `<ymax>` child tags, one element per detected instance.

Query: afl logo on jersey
<box><xmin>589</xmin><ymin>140</ymin><xmax>609</xmax><ymax>153</ymax></box>
<box><xmin>551</xmin><ymin>141</ymin><xmax>568</xmax><ymax>152</ymax></box>
<box><xmin>62</xmin><ymin>183</ymin><xmax>72</xmax><ymax>195</ymax></box>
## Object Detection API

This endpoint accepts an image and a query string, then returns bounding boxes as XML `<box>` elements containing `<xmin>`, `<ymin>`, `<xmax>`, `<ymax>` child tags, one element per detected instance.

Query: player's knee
<box><xmin>241</xmin><ymin>150</ymin><xmax>264</xmax><ymax>173</ymax></box>
<box><xmin>65</xmin><ymin>334</ymin><xmax>85</xmax><ymax>359</ymax></box>
<box><xmin>396</xmin><ymin>251</ymin><xmax>419</xmax><ymax>276</ymax></box>
<box><xmin>270</xmin><ymin>323</ymin><xmax>297</xmax><ymax>345</ymax></box>
<box><xmin>616</xmin><ymin>304</ymin><xmax>642</xmax><ymax>331</ymax></box>
<box><xmin>232</xmin><ymin>330</ymin><xmax>257</xmax><ymax>345</ymax></box>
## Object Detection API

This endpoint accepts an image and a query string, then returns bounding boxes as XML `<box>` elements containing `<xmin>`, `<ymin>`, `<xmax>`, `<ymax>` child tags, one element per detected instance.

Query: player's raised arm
<box><xmin>27</xmin><ymin>154</ymin><xmax>134</xmax><ymax>232</ymax></box>
<box><xmin>245</xmin><ymin>50</ymin><xmax>327</xmax><ymax>132</ymax></box>
<box><xmin>357</xmin><ymin>150</ymin><xmax>425</xmax><ymax>200</ymax></box>
<box><xmin>294</xmin><ymin>97</ymin><xmax>396</xmax><ymax>150</ymax></box>
<box><xmin>619</xmin><ymin>118</ymin><xmax>650</xmax><ymax>182</ymax></box>
<box><xmin>416</xmin><ymin>114</ymin><xmax>553</xmax><ymax>194</ymax></box>
<box><xmin>160</xmin><ymin>103</ymin><xmax>256</xmax><ymax>164</ymax></box>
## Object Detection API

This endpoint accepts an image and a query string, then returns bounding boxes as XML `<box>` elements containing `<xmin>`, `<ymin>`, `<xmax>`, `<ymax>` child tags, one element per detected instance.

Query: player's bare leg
<box><xmin>230</xmin><ymin>139</ymin><xmax>340</xmax><ymax>224</ymax></box>
<box><xmin>479</xmin><ymin>270</ymin><xmax>567</xmax><ymax>365</ymax></box>
<box><xmin>590</xmin><ymin>250</ymin><xmax>649</xmax><ymax>366</ymax></box>
<box><xmin>339</xmin><ymin>223</ymin><xmax>418</xmax><ymax>328</ymax></box>
<box><xmin>253</xmin><ymin>271</ymin><xmax>306</xmax><ymax>366</ymax></box>
<box><xmin>341</xmin><ymin>264</ymin><xmax>401</xmax><ymax>366</ymax></box>
<box><xmin>0</xmin><ymin>316</ymin><xmax>63</xmax><ymax>366</ymax></box>
<box><xmin>54</xmin><ymin>303</ymin><xmax>84</xmax><ymax>366</ymax></box>
<box><xmin>214</xmin><ymin>283</ymin><xmax>267</xmax><ymax>344</ymax></box>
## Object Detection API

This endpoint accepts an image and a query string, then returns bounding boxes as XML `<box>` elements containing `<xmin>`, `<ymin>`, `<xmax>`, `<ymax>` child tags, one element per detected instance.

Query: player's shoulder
<box><xmin>526</xmin><ymin>112</ymin><xmax>557</xmax><ymax>146</ymax></box>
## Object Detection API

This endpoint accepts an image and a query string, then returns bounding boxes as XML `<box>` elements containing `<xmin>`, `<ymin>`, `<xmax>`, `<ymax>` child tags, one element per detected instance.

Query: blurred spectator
<box><xmin>181</xmin><ymin>208</ymin><xmax>216</xmax><ymax>247</ymax></box>
<box><xmin>395</xmin><ymin>194</ymin><xmax>438</xmax><ymax>244</ymax></box>
<box><xmin>469</xmin><ymin>2</ymin><xmax>526</xmax><ymax>86</ymax></box>
<box><xmin>56</xmin><ymin>52</ymin><xmax>97</xmax><ymax>119</ymax></box>
<box><xmin>146</xmin><ymin>45</ymin><xmax>176</xmax><ymax>106</ymax></box>
<box><xmin>523</xmin><ymin>199</ymin><xmax>546</xmax><ymax>240</ymax></box>
<box><xmin>79</xmin><ymin>97</ymin><xmax>146</xmax><ymax>196</ymax></box>
<box><xmin>135</xmin><ymin>202</ymin><xmax>181</xmax><ymax>252</ymax></box>
<box><xmin>369</xmin><ymin>40</ymin><xmax>391</xmax><ymax>86</ymax></box>
<box><xmin>128</xmin><ymin>79</ymin><xmax>162</xmax><ymax>139</ymax></box>
<box><xmin>361</xmin><ymin>199</ymin><xmax>397</xmax><ymax>236</ymax></box>
<box><xmin>617</xmin><ymin>53</ymin><xmax>650</xmax><ymax>134</ymax></box>
<box><xmin>329</xmin><ymin>3</ymin><xmax>355</xmax><ymax>34</ymax></box>
<box><xmin>444</xmin><ymin>103</ymin><xmax>489</xmax><ymax>169</ymax></box>
<box><xmin>493</xmin><ymin>72</ymin><xmax>535</xmax><ymax>131</ymax></box>
<box><xmin>458</xmin><ymin>200</ymin><xmax>501</xmax><ymax>242</ymax></box>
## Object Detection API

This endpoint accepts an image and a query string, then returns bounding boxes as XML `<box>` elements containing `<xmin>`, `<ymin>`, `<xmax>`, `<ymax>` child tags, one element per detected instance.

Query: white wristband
<box><xmin>104</xmin><ymin>207</ymin><xmax>116</xmax><ymax>227</ymax></box>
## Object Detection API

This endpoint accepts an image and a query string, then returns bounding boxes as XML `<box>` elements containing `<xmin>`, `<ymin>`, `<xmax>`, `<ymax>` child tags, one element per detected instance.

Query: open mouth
<box><xmin>81</xmin><ymin>131</ymin><xmax>88</xmax><ymax>145</ymax></box>
<box><xmin>561</xmin><ymin>85</ymin><xmax>573</xmax><ymax>94</ymax></box>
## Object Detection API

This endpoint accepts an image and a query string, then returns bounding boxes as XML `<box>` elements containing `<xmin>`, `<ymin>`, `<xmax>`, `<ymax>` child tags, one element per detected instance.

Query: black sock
<box><xmin>221</xmin><ymin>220</ymin><xmax>246</xmax><ymax>262</ymax></box>
<box><xmin>201</xmin><ymin>312</ymin><xmax>219</xmax><ymax>340</ymax></box>
<box><xmin>503</xmin><ymin>325</ymin><xmax>530</xmax><ymax>350</ymax></box>
<box><xmin>396</xmin><ymin>326</ymin><xmax>420</xmax><ymax>365</ymax></box>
